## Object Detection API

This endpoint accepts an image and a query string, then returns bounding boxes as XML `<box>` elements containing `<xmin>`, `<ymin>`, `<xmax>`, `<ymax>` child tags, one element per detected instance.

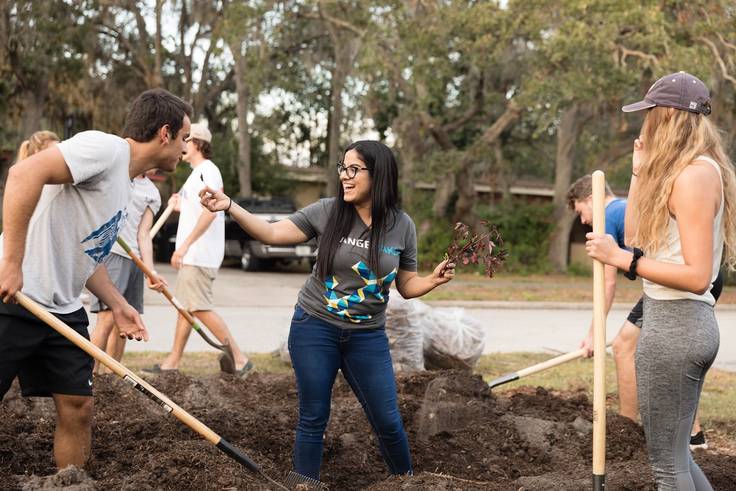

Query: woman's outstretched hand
<box><xmin>432</xmin><ymin>259</ymin><xmax>456</xmax><ymax>286</ymax></box>
<box><xmin>199</xmin><ymin>186</ymin><xmax>231</xmax><ymax>212</ymax></box>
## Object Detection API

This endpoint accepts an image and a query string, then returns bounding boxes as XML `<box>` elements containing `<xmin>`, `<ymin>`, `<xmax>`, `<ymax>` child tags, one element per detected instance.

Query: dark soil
<box><xmin>1</xmin><ymin>370</ymin><xmax>734</xmax><ymax>490</ymax></box>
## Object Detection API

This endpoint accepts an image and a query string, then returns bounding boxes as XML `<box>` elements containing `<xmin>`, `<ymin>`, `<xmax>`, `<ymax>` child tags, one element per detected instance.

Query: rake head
<box><xmin>284</xmin><ymin>471</ymin><xmax>328</xmax><ymax>490</ymax></box>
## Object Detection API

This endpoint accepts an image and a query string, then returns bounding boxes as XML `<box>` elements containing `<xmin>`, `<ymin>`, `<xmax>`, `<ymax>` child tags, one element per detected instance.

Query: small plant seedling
<box><xmin>440</xmin><ymin>221</ymin><xmax>507</xmax><ymax>278</ymax></box>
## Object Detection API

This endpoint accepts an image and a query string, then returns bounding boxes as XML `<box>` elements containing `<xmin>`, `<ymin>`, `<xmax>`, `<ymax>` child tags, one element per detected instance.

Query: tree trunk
<box><xmin>152</xmin><ymin>0</ymin><xmax>163</xmax><ymax>87</ymax></box>
<box><xmin>453</xmin><ymin>158</ymin><xmax>477</xmax><ymax>225</ymax></box>
<box><xmin>326</xmin><ymin>46</ymin><xmax>352</xmax><ymax>197</ymax></box>
<box><xmin>20</xmin><ymin>89</ymin><xmax>45</xmax><ymax>137</ymax></box>
<box><xmin>548</xmin><ymin>104</ymin><xmax>584</xmax><ymax>271</ymax></box>
<box><xmin>233</xmin><ymin>48</ymin><xmax>252</xmax><ymax>198</ymax></box>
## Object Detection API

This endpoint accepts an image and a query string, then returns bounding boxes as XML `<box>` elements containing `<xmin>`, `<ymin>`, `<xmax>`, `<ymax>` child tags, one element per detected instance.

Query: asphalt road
<box><xmin>87</xmin><ymin>265</ymin><xmax>736</xmax><ymax>371</ymax></box>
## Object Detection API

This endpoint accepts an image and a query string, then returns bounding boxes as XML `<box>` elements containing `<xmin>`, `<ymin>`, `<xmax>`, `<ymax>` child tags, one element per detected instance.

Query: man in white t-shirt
<box><xmin>0</xmin><ymin>88</ymin><xmax>192</xmax><ymax>470</ymax></box>
<box><xmin>90</xmin><ymin>171</ymin><xmax>167</xmax><ymax>369</ymax></box>
<box><xmin>145</xmin><ymin>123</ymin><xmax>252</xmax><ymax>376</ymax></box>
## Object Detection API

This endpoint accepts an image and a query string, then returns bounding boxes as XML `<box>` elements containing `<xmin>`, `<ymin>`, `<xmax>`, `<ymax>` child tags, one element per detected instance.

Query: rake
<box><xmin>116</xmin><ymin>237</ymin><xmax>237</xmax><ymax>373</ymax></box>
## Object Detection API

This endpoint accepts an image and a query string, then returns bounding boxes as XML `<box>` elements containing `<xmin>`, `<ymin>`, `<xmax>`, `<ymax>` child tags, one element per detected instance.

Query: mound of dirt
<box><xmin>1</xmin><ymin>370</ymin><xmax>734</xmax><ymax>490</ymax></box>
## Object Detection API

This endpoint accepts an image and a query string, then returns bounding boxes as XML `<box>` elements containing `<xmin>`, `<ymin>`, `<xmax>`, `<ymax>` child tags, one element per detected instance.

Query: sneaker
<box><xmin>689</xmin><ymin>431</ymin><xmax>708</xmax><ymax>451</ymax></box>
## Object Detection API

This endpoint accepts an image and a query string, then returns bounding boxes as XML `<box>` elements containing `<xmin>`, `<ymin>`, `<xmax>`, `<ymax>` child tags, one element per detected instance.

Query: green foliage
<box><xmin>567</xmin><ymin>261</ymin><xmax>592</xmax><ymax>277</ymax></box>
<box><xmin>172</xmin><ymin>130</ymin><xmax>289</xmax><ymax>198</ymax></box>
<box><xmin>414</xmin><ymin>195</ymin><xmax>555</xmax><ymax>275</ymax></box>
<box><xmin>416</xmin><ymin>217</ymin><xmax>455</xmax><ymax>271</ymax></box>
<box><xmin>476</xmin><ymin>200</ymin><xmax>555</xmax><ymax>274</ymax></box>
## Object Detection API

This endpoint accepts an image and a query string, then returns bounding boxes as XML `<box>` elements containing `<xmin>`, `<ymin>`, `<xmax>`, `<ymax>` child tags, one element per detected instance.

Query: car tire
<box><xmin>241</xmin><ymin>243</ymin><xmax>261</xmax><ymax>272</ymax></box>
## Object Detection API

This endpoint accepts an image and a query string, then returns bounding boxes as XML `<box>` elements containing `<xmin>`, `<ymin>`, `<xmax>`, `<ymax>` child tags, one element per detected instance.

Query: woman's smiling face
<box><xmin>339</xmin><ymin>149</ymin><xmax>372</xmax><ymax>205</ymax></box>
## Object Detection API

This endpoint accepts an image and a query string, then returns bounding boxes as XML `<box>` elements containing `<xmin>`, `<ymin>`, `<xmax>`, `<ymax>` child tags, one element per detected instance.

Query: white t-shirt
<box><xmin>175</xmin><ymin>160</ymin><xmax>225</xmax><ymax>268</ymax></box>
<box><xmin>0</xmin><ymin>131</ymin><xmax>132</xmax><ymax>313</ymax></box>
<box><xmin>111</xmin><ymin>176</ymin><xmax>161</xmax><ymax>258</ymax></box>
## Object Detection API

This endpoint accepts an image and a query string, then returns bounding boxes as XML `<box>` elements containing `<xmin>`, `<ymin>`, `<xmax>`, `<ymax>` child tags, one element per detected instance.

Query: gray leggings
<box><xmin>637</xmin><ymin>296</ymin><xmax>719</xmax><ymax>490</ymax></box>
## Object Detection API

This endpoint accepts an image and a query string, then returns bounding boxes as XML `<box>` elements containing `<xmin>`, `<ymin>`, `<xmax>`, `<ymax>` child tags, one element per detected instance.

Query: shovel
<box><xmin>116</xmin><ymin>237</ymin><xmax>237</xmax><ymax>374</ymax></box>
<box><xmin>488</xmin><ymin>342</ymin><xmax>613</xmax><ymax>390</ymax></box>
<box><xmin>14</xmin><ymin>291</ymin><xmax>287</xmax><ymax>490</ymax></box>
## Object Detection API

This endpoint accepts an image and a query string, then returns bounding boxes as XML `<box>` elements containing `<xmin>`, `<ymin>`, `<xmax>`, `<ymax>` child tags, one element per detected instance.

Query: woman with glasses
<box><xmin>199</xmin><ymin>140</ymin><xmax>455</xmax><ymax>483</ymax></box>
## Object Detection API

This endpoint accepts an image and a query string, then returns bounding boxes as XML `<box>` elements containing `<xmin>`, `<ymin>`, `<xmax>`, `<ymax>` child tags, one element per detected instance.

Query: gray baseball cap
<box><xmin>622</xmin><ymin>71</ymin><xmax>711</xmax><ymax>116</ymax></box>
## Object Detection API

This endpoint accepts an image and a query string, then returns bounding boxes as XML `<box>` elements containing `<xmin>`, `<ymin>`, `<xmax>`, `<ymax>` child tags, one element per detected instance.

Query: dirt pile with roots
<box><xmin>1</xmin><ymin>370</ymin><xmax>734</xmax><ymax>490</ymax></box>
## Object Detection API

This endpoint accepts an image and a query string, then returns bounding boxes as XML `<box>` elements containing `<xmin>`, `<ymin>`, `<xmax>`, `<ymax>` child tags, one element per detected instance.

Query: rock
<box><xmin>571</xmin><ymin>416</ymin><xmax>593</xmax><ymax>436</ymax></box>
<box><xmin>415</xmin><ymin>377</ymin><xmax>473</xmax><ymax>441</ymax></box>
<box><xmin>501</xmin><ymin>415</ymin><xmax>563</xmax><ymax>452</ymax></box>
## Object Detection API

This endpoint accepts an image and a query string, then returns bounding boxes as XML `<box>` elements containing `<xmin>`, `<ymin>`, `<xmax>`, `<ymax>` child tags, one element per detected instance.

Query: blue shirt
<box><xmin>605</xmin><ymin>198</ymin><xmax>627</xmax><ymax>249</ymax></box>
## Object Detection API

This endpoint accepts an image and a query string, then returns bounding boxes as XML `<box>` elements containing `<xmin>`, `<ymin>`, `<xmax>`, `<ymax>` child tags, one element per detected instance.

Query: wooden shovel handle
<box><xmin>488</xmin><ymin>342</ymin><xmax>613</xmax><ymax>389</ymax></box>
<box><xmin>116</xmin><ymin>238</ymin><xmax>196</xmax><ymax>326</ymax></box>
<box><xmin>592</xmin><ymin>170</ymin><xmax>607</xmax><ymax>485</ymax></box>
<box><xmin>149</xmin><ymin>203</ymin><xmax>174</xmax><ymax>239</ymax></box>
<box><xmin>14</xmin><ymin>292</ymin><xmax>219</xmax><ymax>444</ymax></box>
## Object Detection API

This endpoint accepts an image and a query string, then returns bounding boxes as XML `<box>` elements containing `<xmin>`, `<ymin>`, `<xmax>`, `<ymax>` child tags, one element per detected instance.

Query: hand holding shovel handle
<box><xmin>115</xmin><ymin>238</ymin><xmax>237</xmax><ymax>373</ymax></box>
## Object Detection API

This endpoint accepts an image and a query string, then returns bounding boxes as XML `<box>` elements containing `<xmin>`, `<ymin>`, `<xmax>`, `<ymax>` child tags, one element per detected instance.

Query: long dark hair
<box><xmin>317</xmin><ymin>141</ymin><xmax>400</xmax><ymax>279</ymax></box>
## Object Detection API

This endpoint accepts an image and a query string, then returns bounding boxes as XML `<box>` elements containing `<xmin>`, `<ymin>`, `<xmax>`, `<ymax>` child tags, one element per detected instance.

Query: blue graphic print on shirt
<box><xmin>324</xmin><ymin>261</ymin><xmax>398</xmax><ymax>323</ymax></box>
<box><xmin>81</xmin><ymin>210</ymin><xmax>126</xmax><ymax>263</ymax></box>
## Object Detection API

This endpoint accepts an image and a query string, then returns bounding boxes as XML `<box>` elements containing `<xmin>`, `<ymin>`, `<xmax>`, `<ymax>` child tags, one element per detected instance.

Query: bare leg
<box><xmin>159</xmin><ymin>313</ymin><xmax>193</xmax><ymax>370</ymax></box>
<box><xmin>193</xmin><ymin>310</ymin><xmax>249</xmax><ymax>369</ymax></box>
<box><xmin>52</xmin><ymin>394</ymin><xmax>93</xmax><ymax>469</ymax></box>
<box><xmin>90</xmin><ymin>311</ymin><xmax>115</xmax><ymax>374</ymax></box>
<box><xmin>612</xmin><ymin>320</ymin><xmax>640</xmax><ymax>421</ymax></box>
<box><xmin>692</xmin><ymin>409</ymin><xmax>702</xmax><ymax>435</ymax></box>
<box><xmin>106</xmin><ymin>328</ymin><xmax>127</xmax><ymax>361</ymax></box>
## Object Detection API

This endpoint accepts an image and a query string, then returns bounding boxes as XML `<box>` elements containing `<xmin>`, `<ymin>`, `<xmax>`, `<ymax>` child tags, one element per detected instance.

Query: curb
<box><xmin>425</xmin><ymin>300</ymin><xmax>736</xmax><ymax>311</ymax></box>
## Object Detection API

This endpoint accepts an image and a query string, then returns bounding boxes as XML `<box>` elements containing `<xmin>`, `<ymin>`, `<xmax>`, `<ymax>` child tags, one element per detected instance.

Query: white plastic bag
<box><xmin>385</xmin><ymin>294</ymin><xmax>427</xmax><ymax>372</ymax></box>
<box><xmin>423</xmin><ymin>307</ymin><xmax>485</xmax><ymax>370</ymax></box>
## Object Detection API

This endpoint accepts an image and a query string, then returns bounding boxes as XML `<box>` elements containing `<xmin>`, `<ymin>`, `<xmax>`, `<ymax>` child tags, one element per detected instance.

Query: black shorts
<box><xmin>0</xmin><ymin>302</ymin><xmax>93</xmax><ymax>399</ymax></box>
<box><xmin>626</xmin><ymin>271</ymin><xmax>724</xmax><ymax>328</ymax></box>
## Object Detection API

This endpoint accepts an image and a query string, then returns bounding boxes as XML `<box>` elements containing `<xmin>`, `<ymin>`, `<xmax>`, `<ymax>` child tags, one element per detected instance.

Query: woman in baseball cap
<box><xmin>587</xmin><ymin>71</ymin><xmax>736</xmax><ymax>490</ymax></box>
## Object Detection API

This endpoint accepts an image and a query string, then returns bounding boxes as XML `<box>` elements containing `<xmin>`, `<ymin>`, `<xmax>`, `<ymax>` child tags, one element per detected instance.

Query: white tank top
<box><xmin>642</xmin><ymin>155</ymin><xmax>724</xmax><ymax>306</ymax></box>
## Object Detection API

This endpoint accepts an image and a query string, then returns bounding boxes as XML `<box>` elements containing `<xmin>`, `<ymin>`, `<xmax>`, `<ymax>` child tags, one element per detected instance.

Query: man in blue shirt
<box><xmin>567</xmin><ymin>175</ymin><xmax>717</xmax><ymax>448</ymax></box>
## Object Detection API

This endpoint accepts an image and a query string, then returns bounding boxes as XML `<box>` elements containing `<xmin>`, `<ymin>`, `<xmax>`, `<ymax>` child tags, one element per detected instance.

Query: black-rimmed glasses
<box><xmin>336</xmin><ymin>162</ymin><xmax>369</xmax><ymax>179</ymax></box>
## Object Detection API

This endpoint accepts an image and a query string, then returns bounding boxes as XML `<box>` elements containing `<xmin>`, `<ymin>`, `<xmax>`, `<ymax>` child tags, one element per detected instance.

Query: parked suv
<box><xmin>225</xmin><ymin>196</ymin><xmax>318</xmax><ymax>271</ymax></box>
<box><xmin>154</xmin><ymin>196</ymin><xmax>318</xmax><ymax>272</ymax></box>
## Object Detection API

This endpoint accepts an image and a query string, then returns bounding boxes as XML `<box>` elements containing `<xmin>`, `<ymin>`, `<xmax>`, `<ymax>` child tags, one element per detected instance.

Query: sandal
<box><xmin>141</xmin><ymin>364</ymin><xmax>179</xmax><ymax>374</ymax></box>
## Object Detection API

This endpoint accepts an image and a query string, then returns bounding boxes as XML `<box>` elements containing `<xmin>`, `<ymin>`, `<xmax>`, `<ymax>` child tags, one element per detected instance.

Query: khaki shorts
<box><xmin>175</xmin><ymin>265</ymin><xmax>218</xmax><ymax>311</ymax></box>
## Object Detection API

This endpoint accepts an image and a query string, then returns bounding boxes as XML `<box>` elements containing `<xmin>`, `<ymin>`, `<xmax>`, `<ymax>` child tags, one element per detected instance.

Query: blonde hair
<box><xmin>16</xmin><ymin>130</ymin><xmax>60</xmax><ymax>161</ymax></box>
<box><xmin>631</xmin><ymin>107</ymin><xmax>736</xmax><ymax>270</ymax></box>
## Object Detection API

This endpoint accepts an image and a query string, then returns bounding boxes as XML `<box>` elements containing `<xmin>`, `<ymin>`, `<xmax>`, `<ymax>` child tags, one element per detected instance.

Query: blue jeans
<box><xmin>288</xmin><ymin>305</ymin><xmax>412</xmax><ymax>480</ymax></box>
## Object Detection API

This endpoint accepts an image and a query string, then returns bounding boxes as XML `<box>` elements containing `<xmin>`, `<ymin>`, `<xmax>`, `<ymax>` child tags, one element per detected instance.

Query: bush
<box><xmin>416</xmin><ymin>217</ymin><xmax>455</xmax><ymax>271</ymax></box>
<box><xmin>476</xmin><ymin>200</ymin><xmax>555</xmax><ymax>274</ymax></box>
<box><xmin>413</xmin><ymin>198</ymin><xmax>555</xmax><ymax>275</ymax></box>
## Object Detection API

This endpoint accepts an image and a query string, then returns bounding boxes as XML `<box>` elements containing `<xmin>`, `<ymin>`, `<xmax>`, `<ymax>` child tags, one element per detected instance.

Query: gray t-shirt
<box><xmin>0</xmin><ymin>131</ymin><xmax>132</xmax><ymax>313</ymax></box>
<box><xmin>289</xmin><ymin>198</ymin><xmax>417</xmax><ymax>329</ymax></box>
<box><xmin>111</xmin><ymin>175</ymin><xmax>161</xmax><ymax>258</ymax></box>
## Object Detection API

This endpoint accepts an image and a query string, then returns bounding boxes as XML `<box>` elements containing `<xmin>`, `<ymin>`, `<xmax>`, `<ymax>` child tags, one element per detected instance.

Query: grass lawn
<box><xmin>421</xmin><ymin>272</ymin><xmax>736</xmax><ymax>304</ymax></box>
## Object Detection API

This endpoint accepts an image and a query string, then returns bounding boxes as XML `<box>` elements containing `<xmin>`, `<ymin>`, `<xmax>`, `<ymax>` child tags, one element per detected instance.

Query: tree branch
<box><xmin>615</xmin><ymin>44</ymin><xmax>660</xmax><ymax>67</ymax></box>
<box><xmin>699</xmin><ymin>36</ymin><xmax>736</xmax><ymax>89</ymax></box>
<box><xmin>442</xmin><ymin>71</ymin><xmax>484</xmax><ymax>133</ymax></box>
<box><xmin>478</xmin><ymin>101</ymin><xmax>521</xmax><ymax>146</ymax></box>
